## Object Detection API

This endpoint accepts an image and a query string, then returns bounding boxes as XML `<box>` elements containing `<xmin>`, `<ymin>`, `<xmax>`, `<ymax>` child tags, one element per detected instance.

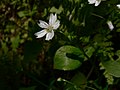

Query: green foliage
<box><xmin>11</xmin><ymin>35</ymin><xmax>20</xmax><ymax>51</ymax></box>
<box><xmin>0</xmin><ymin>0</ymin><xmax>120</xmax><ymax>90</ymax></box>
<box><xmin>102</xmin><ymin>60</ymin><xmax>120</xmax><ymax>77</ymax></box>
<box><xmin>103</xmin><ymin>71</ymin><xmax>114</xmax><ymax>85</ymax></box>
<box><xmin>50</xmin><ymin>5</ymin><xmax>63</xmax><ymax>14</ymax></box>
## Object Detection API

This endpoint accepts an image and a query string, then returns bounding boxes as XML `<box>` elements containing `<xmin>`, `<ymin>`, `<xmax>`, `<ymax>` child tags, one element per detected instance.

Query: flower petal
<box><xmin>107</xmin><ymin>21</ymin><xmax>114</xmax><ymax>30</ymax></box>
<box><xmin>49</xmin><ymin>14</ymin><xmax>57</xmax><ymax>25</ymax></box>
<box><xmin>38</xmin><ymin>20</ymin><xmax>48</xmax><ymax>28</ymax></box>
<box><xmin>53</xmin><ymin>20</ymin><xmax>60</xmax><ymax>29</ymax></box>
<box><xmin>117</xmin><ymin>4</ymin><xmax>120</xmax><ymax>9</ymax></box>
<box><xmin>45</xmin><ymin>30</ymin><xmax>54</xmax><ymax>40</ymax></box>
<box><xmin>34</xmin><ymin>29</ymin><xmax>47</xmax><ymax>38</ymax></box>
<box><xmin>88</xmin><ymin>0</ymin><xmax>96</xmax><ymax>4</ymax></box>
<box><xmin>95</xmin><ymin>0</ymin><xmax>101</xmax><ymax>6</ymax></box>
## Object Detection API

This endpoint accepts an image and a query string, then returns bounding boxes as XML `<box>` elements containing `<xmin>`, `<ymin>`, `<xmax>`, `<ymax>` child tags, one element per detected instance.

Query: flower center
<box><xmin>46</xmin><ymin>25</ymin><xmax>53</xmax><ymax>32</ymax></box>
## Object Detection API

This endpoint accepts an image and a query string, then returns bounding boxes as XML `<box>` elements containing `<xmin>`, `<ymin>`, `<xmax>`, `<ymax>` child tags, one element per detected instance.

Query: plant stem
<box><xmin>86</xmin><ymin>64</ymin><xmax>94</xmax><ymax>80</ymax></box>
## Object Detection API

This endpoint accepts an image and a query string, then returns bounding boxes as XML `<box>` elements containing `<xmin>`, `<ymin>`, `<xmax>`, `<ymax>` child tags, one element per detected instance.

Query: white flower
<box><xmin>35</xmin><ymin>13</ymin><xmax>60</xmax><ymax>40</ymax></box>
<box><xmin>88</xmin><ymin>0</ymin><xmax>101</xmax><ymax>6</ymax></box>
<box><xmin>117</xmin><ymin>4</ymin><xmax>120</xmax><ymax>9</ymax></box>
<box><xmin>107</xmin><ymin>21</ymin><xmax>114</xmax><ymax>30</ymax></box>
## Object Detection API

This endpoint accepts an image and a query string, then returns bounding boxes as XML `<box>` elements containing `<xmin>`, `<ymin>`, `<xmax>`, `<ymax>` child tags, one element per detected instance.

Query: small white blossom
<box><xmin>117</xmin><ymin>4</ymin><xmax>120</xmax><ymax>9</ymax></box>
<box><xmin>88</xmin><ymin>0</ymin><xmax>101</xmax><ymax>6</ymax></box>
<box><xmin>35</xmin><ymin>13</ymin><xmax>60</xmax><ymax>40</ymax></box>
<box><xmin>107</xmin><ymin>21</ymin><xmax>114</xmax><ymax>30</ymax></box>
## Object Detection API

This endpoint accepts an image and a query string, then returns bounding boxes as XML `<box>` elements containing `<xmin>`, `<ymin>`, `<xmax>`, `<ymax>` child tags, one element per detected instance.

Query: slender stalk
<box><xmin>28</xmin><ymin>74</ymin><xmax>49</xmax><ymax>88</ymax></box>
<box><xmin>85</xmin><ymin>86</ymin><xmax>97</xmax><ymax>90</ymax></box>
<box><xmin>91</xmin><ymin>13</ymin><xmax>104</xmax><ymax>19</ymax></box>
<box><xmin>86</xmin><ymin>65</ymin><xmax>95</xmax><ymax>80</ymax></box>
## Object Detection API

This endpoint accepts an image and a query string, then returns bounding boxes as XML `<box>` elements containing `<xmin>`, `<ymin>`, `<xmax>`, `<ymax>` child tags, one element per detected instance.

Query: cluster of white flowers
<box><xmin>88</xmin><ymin>0</ymin><xmax>120</xmax><ymax>9</ymax></box>
<box><xmin>35</xmin><ymin>1</ymin><xmax>119</xmax><ymax>40</ymax></box>
<box><xmin>88</xmin><ymin>0</ymin><xmax>115</xmax><ymax>30</ymax></box>
<box><xmin>35</xmin><ymin>14</ymin><xmax>60</xmax><ymax>41</ymax></box>
<box><xmin>88</xmin><ymin>0</ymin><xmax>101</xmax><ymax>6</ymax></box>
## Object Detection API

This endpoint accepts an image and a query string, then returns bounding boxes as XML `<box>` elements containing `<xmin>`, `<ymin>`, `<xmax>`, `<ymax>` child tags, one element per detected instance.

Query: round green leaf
<box><xmin>54</xmin><ymin>45</ymin><xmax>84</xmax><ymax>70</ymax></box>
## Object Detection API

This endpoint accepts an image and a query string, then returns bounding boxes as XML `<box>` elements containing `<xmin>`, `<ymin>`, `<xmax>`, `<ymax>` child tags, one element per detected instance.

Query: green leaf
<box><xmin>85</xmin><ymin>46</ymin><xmax>95</xmax><ymax>58</ymax></box>
<box><xmin>116</xmin><ymin>28</ymin><xmax>120</xmax><ymax>32</ymax></box>
<box><xmin>1</xmin><ymin>41</ymin><xmax>8</xmax><ymax>54</ymax></box>
<box><xmin>17</xmin><ymin>11</ymin><xmax>28</xmax><ymax>17</ymax></box>
<box><xmin>65</xmin><ymin>72</ymin><xmax>86</xmax><ymax>90</ymax></box>
<box><xmin>50</xmin><ymin>5</ymin><xmax>63</xmax><ymax>14</ymax></box>
<box><xmin>102</xmin><ymin>60</ymin><xmax>120</xmax><ymax>77</ymax></box>
<box><xmin>115</xmin><ymin>50</ymin><xmax>120</xmax><ymax>61</ymax></box>
<box><xmin>54</xmin><ymin>45</ymin><xmax>84</xmax><ymax>70</ymax></box>
<box><xmin>71</xmin><ymin>72</ymin><xmax>86</xmax><ymax>88</ymax></box>
<box><xmin>11</xmin><ymin>35</ymin><xmax>20</xmax><ymax>51</ymax></box>
<box><xmin>103</xmin><ymin>71</ymin><xmax>114</xmax><ymax>85</ymax></box>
